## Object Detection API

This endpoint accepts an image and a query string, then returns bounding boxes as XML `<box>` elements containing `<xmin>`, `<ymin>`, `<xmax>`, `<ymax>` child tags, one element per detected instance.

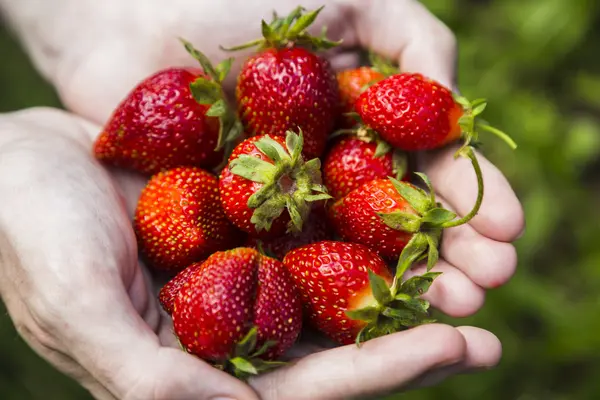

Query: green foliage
<box><xmin>1</xmin><ymin>0</ymin><xmax>600</xmax><ymax>398</ymax></box>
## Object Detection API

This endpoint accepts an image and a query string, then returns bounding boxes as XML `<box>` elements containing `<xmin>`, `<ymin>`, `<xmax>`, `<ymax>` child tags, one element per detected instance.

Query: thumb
<box><xmin>64</xmin><ymin>270</ymin><xmax>258</xmax><ymax>400</ymax></box>
<box><xmin>351</xmin><ymin>0</ymin><xmax>458</xmax><ymax>90</ymax></box>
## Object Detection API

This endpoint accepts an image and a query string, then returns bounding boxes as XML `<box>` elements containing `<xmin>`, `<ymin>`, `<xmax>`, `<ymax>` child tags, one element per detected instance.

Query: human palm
<box><xmin>0</xmin><ymin>0</ymin><xmax>524</xmax><ymax>399</ymax></box>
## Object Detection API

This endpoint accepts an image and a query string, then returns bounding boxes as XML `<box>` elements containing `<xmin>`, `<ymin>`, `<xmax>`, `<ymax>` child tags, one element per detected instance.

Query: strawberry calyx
<box><xmin>378</xmin><ymin>145</ymin><xmax>485</xmax><ymax>271</ymax></box>
<box><xmin>345</xmin><ymin>269</ymin><xmax>441</xmax><ymax>345</ymax></box>
<box><xmin>454</xmin><ymin>94</ymin><xmax>517</xmax><ymax>158</ymax></box>
<box><xmin>220</xmin><ymin>6</ymin><xmax>341</xmax><ymax>52</ymax></box>
<box><xmin>368</xmin><ymin>52</ymin><xmax>399</xmax><ymax>77</ymax></box>
<box><xmin>229</xmin><ymin>129</ymin><xmax>332</xmax><ymax>234</ymax></box>
<box><xmin>180</xmin><ymin>39</ymin><xmax>243</xmax><ymax>156</ymax></box>
<box><xmin>217</xmin><ymin>327</ymin><xmax>287</xmax><ymax>380</ymax></box>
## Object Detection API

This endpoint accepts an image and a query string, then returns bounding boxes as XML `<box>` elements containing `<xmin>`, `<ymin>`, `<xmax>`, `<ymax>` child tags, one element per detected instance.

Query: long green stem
<box><xmin>441</xmin><ymin>146</ymin><xmax>484</xmax><ymax>228</ymax></box>
<box><xmin>478</xmin><ymin>123</ymin><xmax>518</xmax><ymax>150</ymax></box>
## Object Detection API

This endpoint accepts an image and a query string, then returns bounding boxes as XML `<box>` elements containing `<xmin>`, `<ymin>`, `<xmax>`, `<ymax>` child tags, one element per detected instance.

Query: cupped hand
<box><xmin>0</xmin><ymin>0</ymin><xmax>525</xmax><ymax>399</ymax></box>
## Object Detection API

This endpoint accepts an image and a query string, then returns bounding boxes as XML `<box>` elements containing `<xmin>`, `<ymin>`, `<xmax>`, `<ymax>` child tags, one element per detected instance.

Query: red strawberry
<box><xmin>336</xmin><ymin>54</ymin><xmax>398</xmax><ymax>128</ymax></box>
<box><xmin>223</xmin><ymin>6</ymin><xmax>341</xmax><ymax>159</ymax></box>
<box><xmin>94</xmin><ymin>40</ymin><xmax>242</xmax><ymax>174</ymax></box>
<box><xmin>283</xmin><ymin>241</ymin><xmax>440</xmax><ymax>345</ymax></box>
<box><xmin>158</xmin><ymin>262</ymin><xmax>202</xmax><ymax>315</ymax></box>
<box><xmin>355</xmin><ymin>72</ymin><xmax>517</xmax><ymax>153</ymax></box>
<box><xmin>330</xmin><ymin>161</ymin><xmax>485</xmax><ymax>266</ymax></box>
<box><xmin>135</xmin><ymin>166</ymin><xmax>243</xmax><ymax>272</ymax></box>
<box><xmin>337</xmin><ymin>67</ymin><xmax>384</xmax><ymax>129</ymax></box>
<box><xmin>245</xmin><ymin>207</ymin><xmax>334</xmax><ymax>259</ymax></box>
<box><xmin>219</xmin><ymin>129</ymin><xmax>331</xmax><ymax>239</ymax></box>
<box><xmin>323</xmin><ymin>135</ymin><xmax>409</xmax><ymax>200</ymax></box>
<box><xmin>173</xmin><ymin>247</ymin><xmax>302</xmax><ymax>377</ymax></box>
<box><xmin>330</xmin><ymin>178</ymin><xmax>415</xmax><ymax>260</ymax></box>
<box><xmin>355</xmin><ymin>73</ymin><xmax>462</xmax><ymax>152</ymax></box>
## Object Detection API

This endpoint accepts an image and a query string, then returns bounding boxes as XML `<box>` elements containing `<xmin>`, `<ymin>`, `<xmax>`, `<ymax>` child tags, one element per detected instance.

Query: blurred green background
<box><xmin>2</xmin><ymin>0</ymin><xmax>600</xmax><ymax>398</ymax></box>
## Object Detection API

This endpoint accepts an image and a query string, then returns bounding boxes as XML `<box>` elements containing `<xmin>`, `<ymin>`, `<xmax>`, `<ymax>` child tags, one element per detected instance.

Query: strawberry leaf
<box><xmin>230</xmin><ymin>357</ymin><xmax>259</xmax><ymax>376</ymax></box>
<box><xmin>346</xmin><ymin>306</ymin><xmax>380</xmax><ymax>322</ymax></box>
<box><xmin>230</xmin><ymin>155</ymin><xmax>277</xmax><ymax>183</ymax></box>
<box><xmin>397</xmin><ymin>298</ymin><xmax>431</xmax><ymax>314</ymax></box>
<box><xmin>421</xmin><ymin>208</ymin><xmax>457</xmax><ymax>226</ymax></box>
<box><xmin>206</xmin><ymin>99</ymin><xmax>227</xmax><ymax>117</ymax></box>
<box><xmin>247</xmin><ymin>184</ymin><xmax>277</xmax><ymax>208</ymax></box>
<box><xmin>251</xmin><ymin>195</ymin><xmax>287</xmax><ymax>232</ymax></box>
<box><xmin>180</xmin><ymin>38</ymin><xmax>220</xmax><ymax>82</ymax></box>
<box><xmin>189</xmin><ymin>79</ymin><xmax>222</xmax><ymax>105</ymax></box>
<box><xmin>261</xmin><ymin>19</ymin><xmax>279</xmax><ymax>44</ymax></box>
<box><xmin>425</xmin><ymin>233</ymin><xmax>440</xmax><ymax>271</ymax></box>
<box><xmin>285</xmin><ymin>197</ymin><xmax>304</xmax><ymax>232</ymax></box>
<box><xmin>254</xmin><ymin>135</ymin><xmax>290</xmax><ymax>163</ymax></box>
<box><xmin>377</xmin><ymin>211</ymin><xmax>422</xmax><ymax>233</ymax></box>
<box><xmin>251</xmin><ymin>340</ymin><xmax>278</xmax><ymax>358</ymax></box>
<box><xmin>287</xmin><ymin>6</ymin><xmax>323</xmax><ymax>37</ymax></box>
<box><xmin>472</xmin><ymin>102</ymin><xmax>487</xmax><ymax>116</ymax></box>
<box><xmin>215</xmin><ymin>57</ymin><xmax>234</xmax><ymax>82</ymax></box>
<box><xmin>305</xmin><ymin>193</ymin><xmax>332</xmax><ymax>202</ymax></box>
<box><xmin>388</xmin><ymin>177</ymin><xmax>431</xmax><ymax>215</ymax></box>
<box><xmin>399</xmin><ymin>272</ymin><xmax>442</xmax><ymax>297</ymax></box>
<box><xmin>413</xmin><ymin>172</ymin><xmax>436</xmax><ymax>204</ymax></box>
<box><xmin>369</xmin><ymin>270</ymin><xmax>393</xmax><ymax>305</ymax></box>
<box><xmin>285</xmin><ymin>129</ymin><xmax>303</xmax><ymax>164</ymax></box>
<box><xmin>374</xmin><ymin>140</ymin><xmax>392</xmax><ymax>158</ymax></box>
<box><xmin>394</xmin><ymin>232</ymin><xmax>429</xmax><ymax>281</ymax></box>
<box><xmin>234</xmin><ymin>327</ymin><xmax>258</xmax><ymax>357</ymax></box>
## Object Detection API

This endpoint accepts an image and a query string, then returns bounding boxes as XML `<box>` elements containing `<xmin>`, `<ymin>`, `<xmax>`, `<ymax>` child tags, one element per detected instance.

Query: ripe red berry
<box><xmin>135</xmin><ymin>167</ymin><xmax>242</xmax><ymax>272</ymax></box>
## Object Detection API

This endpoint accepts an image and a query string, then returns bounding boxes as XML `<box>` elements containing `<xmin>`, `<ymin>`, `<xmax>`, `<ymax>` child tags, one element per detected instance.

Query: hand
<box><xmin>0</xmin><ymin>1</ymin><xmax>525</xmax><ymax>399</ymax></box>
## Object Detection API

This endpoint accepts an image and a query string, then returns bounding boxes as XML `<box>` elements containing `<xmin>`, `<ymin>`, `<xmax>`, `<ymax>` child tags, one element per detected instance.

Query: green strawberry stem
<box><xmin>378</xmin><ymin>145</ymin><xmax>485</xmax><ymax>282</ymax></box>
<box><xmin>441</xmin><ymin>146</ymin><xmax>484</xmax><ymax>228</ymax></box>
<box><xmin>179</xmin><ymin>38</ymin><xmax>243</xmax><ymax>156</ymax></box>
<box><xmin>219</xmin><ymin>6</ymin><xmax>341</xmax><ymax>52</ymax></box>
<box><xmin>454</xmin><ymin>94</ymin><xmax>517</xmax><ymax>157</ymax></box>
<box><xmin>229</xmin><ymin>129</ymin><xmax>331</xmax><ymax>234</ymax></box>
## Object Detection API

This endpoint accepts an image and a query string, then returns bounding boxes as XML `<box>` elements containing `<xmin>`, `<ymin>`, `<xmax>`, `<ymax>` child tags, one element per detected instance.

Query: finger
<box><xmin>351</xmin><ymin>0</ymin><xmax>458</xmax><ymax>89</ymax></box>
<box><xmin>404</xmin><ymin>259</ymin><xmax>486</xmax><ymax>318</ymax></box>
<box><xmin>418</xmin><ymin>145</ymin><xmax>525</xmax><ymax>242</ymax></box>
<box><xmin>455</xmin><ymin>326</ymin><xmax>502</xmax><ymax>370</ymax></box>
<box><xmin>440</xmin><ymin>212</ymin><xmax>518</xmax><ymax>289</ymax></box>
<box><xmin>61</xmin><ymin>275</ymin><xmax>256</xmax><ymax>399</ymax></box>
<box><xmin>75</xmin><ymin>114</ymin><xmax>149</xmax><ymax>219</ymax></box>
<box><xmin>8</xmin><ymin>301</ymin><xmax>117</xmax><ymax>400</ymax></box>
<box><xmin>434</xmin><ymin>195</ymin><xmax>518</xmax><ymax>288</ymax></box>
<box><xmin>251</xmin><ymin>323</ymin><xmax>467</xmax><ymax>400</ymax></box>
<box><xmin>406</xmin><ymin>326</ymin><xmax>501</xmax><ymax>390</ymax></box>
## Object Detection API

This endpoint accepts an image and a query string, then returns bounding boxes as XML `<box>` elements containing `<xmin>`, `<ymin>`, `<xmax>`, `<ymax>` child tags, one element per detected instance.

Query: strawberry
<box><xmin>222</xmin><ymin>6</ymin><xmax>341</xmax><ymax>159</ymax></box>
<box><xmin>355</xmin><ymin>72</ymin><xmax>516</xmax><ymax>153</ymax></box>
<box><xmin>283</xmin><ymin>241</ymin><xmax>440</xmax><ymax>345</ymax></box>
<box><xmin>135</xmin><ymin>166</ymin><xmax>243</xmax><ymax>272</ymax></box>
<box><xmin>219</xmin><ymin>129</ymin><xmax>331</xmax><ymax>239</ymax></box>
<box><xmin>336</xmin><ymin>53</ymin><xmax>398</xmax><ymax>129</ymax></box>
<box><xmin>329</xmin><ymin>155</ymin><xmax>484</xmax><ymax>266</ymax></box>
<box><xmin>323</xmin><ymin>134</ymin><xmax>409</xmax><ymax>200</ymax></box>
<box><xmin>245</xmin><ymin>207</ymin><xmax>333</xmax><ymax>259</ymax></box>
<box><xmin>94</xmin><ymin>40</ymin><xmax>242</xmax><ymax>175</ymax></box>
<box><xmin>173</xmin><ymin>247</ymin><xmax>302</xmax><ymax>377</ymax></box>
<box><xmin>158</xmin><ymin>262</ymin><xmax>202</xmax><ymax>315</ymax></box>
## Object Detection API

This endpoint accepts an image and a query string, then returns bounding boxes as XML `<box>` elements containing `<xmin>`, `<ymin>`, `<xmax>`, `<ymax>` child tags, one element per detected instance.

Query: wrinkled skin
<box><xmin>0</xmin><ymin>0</ymin><xmax>525</xmax><ymax>399</ymax></box>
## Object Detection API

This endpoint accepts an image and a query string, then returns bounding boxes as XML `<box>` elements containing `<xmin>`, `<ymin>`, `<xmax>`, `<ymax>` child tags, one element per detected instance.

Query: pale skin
<box><xmin>0</xmin><ymin>0</ymin><xmax>525</xmax><ymax>399</ymax></box>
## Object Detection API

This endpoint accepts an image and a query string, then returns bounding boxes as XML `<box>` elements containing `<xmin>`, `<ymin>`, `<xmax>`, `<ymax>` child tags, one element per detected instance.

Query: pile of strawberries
<box><xmin>93</xmin><ymin>6</ymin><xmax>516</xmax><ymax>378</ymax></box>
